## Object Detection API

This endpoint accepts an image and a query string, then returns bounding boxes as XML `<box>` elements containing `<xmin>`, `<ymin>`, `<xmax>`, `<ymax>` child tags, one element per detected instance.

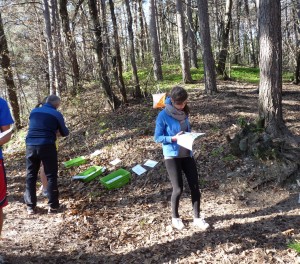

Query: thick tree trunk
<box><xmin>88</xmin><ymin>0</ymin><xmax>121</xmax><ymax>110</ymax></box>
<box><xmin>0</xmin><ymin>11</ymin><xmax>21</xmax><ymax>128</ymax></box>
<box><xmin>59</xmin><ymin>0</ymin><xmax>81</xmax><ymax>95</ymax></box>
<box><xmin>216</xmin><ymin>0</ymin><xmax>233</xmax><ymax>78</ymax></box>
<box><xmin>233</xmin><ymin>0</ymin><xmax>241</xmax><ymax>64</ymax></box>
<box><xmin>197</xmin><ymin>0</ymin><xmax>218</xmax><ymax>94</ymax></box>
<box><xmin>175</xmin><ymin>0</ymin><xmax>193</xmax><ymax>83</ymax></box>
<box><xmin>124</xmin><ymin>0</ymin><xmax>142</xmax><ymax>98</ymax></box>
<box><xmin>187</xmin><ymin>0</ymin><xmax>198</xmax><ymax>69</ymax></box>
<box><xmin>149</xmin><ymin>0</ymin><xmax>163</xmax><ymax>81</ymax></box>
<box><xmin>108</xmin><ymin>0</ymin><xmax>127</xmax><ymax>103</ymax></box>
<box><xmin>258</xmin><ymin>0</ymin><xmax>287</xmax><ymax>137</ymax></box>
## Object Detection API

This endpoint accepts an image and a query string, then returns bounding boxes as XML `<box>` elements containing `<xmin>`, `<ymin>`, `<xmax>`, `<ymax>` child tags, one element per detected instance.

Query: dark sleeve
<box><xmin>57</xmin><ymin>112</ymin><xmax>69</xmax><ymax>137</ymax></box>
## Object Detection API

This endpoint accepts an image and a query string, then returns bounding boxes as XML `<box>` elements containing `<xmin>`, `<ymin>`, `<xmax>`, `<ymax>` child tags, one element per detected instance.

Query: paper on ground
<box><xmin>90</xmin><ymin>149</ymin><xmax>102</xmax><ymax>158</ymax></box>
<box><xmin>0</xmin><ymin>127</ymin><xmax>13</xmax><ymax>140</ymax></box>
<box><xmin>144</xmin><ymin>159</ymin><xmax>158</xmax><ymax>168</ymax></box>
<box><xmin>132</xmin><ymin>164</ymin><xmax>147</xmax><ymax>175</ymax></box>
<box><xmin>110</xmin><ymin>158</ymin><xmax>121</xmax><ymax>166</ymax></box>
<box><xmin>177</xmin><ymin>132</ymin><xmax>205</xmax><ymax>151</ymax></box>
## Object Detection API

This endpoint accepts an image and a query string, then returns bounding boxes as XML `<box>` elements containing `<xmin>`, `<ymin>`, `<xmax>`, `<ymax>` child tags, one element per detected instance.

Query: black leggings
<box><xmin>165</xmin><ymin>157</ymin><xmax>201</xmax><ymax>218</ymax></box>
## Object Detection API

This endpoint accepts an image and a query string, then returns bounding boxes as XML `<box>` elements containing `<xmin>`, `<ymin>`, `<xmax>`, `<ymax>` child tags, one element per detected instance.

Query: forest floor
<box><xmin>1</xmin><ymin>81</ymin><xmax>300</xmax><ymax>263</ymax></box>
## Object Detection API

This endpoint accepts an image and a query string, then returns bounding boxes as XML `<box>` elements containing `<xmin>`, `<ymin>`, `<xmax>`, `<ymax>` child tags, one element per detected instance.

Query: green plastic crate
<box><xmin>100</xmin><ymin>169</ymin><xmax>131</xmax><ymax>190</ymax></box>
<box><xmin>73</xmin><ymin>166</ymin><xmax>104</xmax><ymax>183</ymax></box>
<box><xmin>63</xmin><ymin>156</ymin><xmax>87</xmax><ymax>168</ymax></box>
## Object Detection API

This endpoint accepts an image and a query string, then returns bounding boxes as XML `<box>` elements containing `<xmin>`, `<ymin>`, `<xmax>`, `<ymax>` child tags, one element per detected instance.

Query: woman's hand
<box><xmin>171</xmin><ymin>131</ymin><xmax>184</xmax><ymax>142</ymax></box>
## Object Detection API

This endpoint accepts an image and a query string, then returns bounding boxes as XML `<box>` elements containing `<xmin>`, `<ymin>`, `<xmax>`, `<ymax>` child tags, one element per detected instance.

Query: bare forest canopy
<box><xmin>0</xmin><ymin>0</ymin><xmax>298</xmax><ymax>128</ymax></box>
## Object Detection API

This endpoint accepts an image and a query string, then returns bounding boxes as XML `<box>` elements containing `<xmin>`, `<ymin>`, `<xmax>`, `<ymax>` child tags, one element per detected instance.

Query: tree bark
<box><xmin>197</xmin><ymin>0</ymin><xmax>218</xmax><ymax>94</ymax></box>
<box><xmin>258</xmin><ymin>0</ymin><xmax>287</xmax><ymax>137</ymax></box>
<box><xmin>88</xmin><ymin>0</ymin><xmax>121</xmax><ymax>110</ymax></box>
<box><xmin>43</xmin><ymin>0</ymin><xmax>56</xmax><ymax>94</ymax></box>
<box><xmin>216</xmin><ymin>0</ymin><xmax>233</xmax><ymax>79</ymax></box>
<box><xmin>124</xmin><ymin>0</ymin><xmax>142</xmax><ymax>98</ymax></box>
<box><xmin>149</xmin><ymin>0</ymin><xmax>163</xmax><ymax>81</ymax></box>
<box><xmin>0</xmin><ymin>11</ymin><xmax>21</xmax><ymax>128</ymax></box>
<box><xmin>187</xmin><ymin>0</ymin><xmax>198</xmax><ymax>68</ymax></box>
<box><xmin>108</xmin><ymin>0</ymin><xmax>128</xmax><ymax>103</ymax></box>
<box><xmin>293</xmin><ymin>2</ymin><xmax>300</xmax><ymax>84</ymax></box>
<box><xmin>59</xmin><ymin>0</ymin><xmax>81</xmax><ymax>95</ymax></box>
<box><xmin>175</xmin><ymin>0</ymin><xmax>193</xmax><ymax>83</ymax></box>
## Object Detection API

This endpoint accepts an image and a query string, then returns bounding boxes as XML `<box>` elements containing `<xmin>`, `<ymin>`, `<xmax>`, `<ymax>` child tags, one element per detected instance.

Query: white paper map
<box><xmin>177</xmin><ymin>132</ymin><xmax>205</xmax><ymax>151</ymax></box>
<box><xmin>110</xmin><ymin>158</ymin><xmax>122</xmax><ymax>166</ymax></box>
<box><xmin>132</xmin><ymin>164</ymin><xmax>147</xmax><ymax>175</ymax></box>
<box><xmin>144</xmin><ymin>159</ymin><xmax>158</xmax><ymax>168</ymax></box>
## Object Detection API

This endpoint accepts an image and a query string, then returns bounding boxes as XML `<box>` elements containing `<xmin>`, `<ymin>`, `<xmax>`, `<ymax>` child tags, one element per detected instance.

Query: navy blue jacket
<box><xmin>26</xmin><ymin>103</ymin><xmax>69</xmax><ymax>145</ymax></box>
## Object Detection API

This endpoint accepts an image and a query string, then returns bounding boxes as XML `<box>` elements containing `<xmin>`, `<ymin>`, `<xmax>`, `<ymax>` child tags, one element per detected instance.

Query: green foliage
<box><xmin>288</xmin><ymin>241</ymin><xmax>300</xmax><ymax>253</ymax></box>
<box><xmin>237</xmin><ymin>116</ymin><xmax>247</xmax><ymax>128</ymax></box>
<box><xmin>230</xmin><ymin>66</ymin><xmax>260</xmax><ymax>83</ymax></box>
<box><xmin>211</xmin><ymin>146</ymin><xmax>224</xmax><ymax>157</ymax></box>
<box><xmin>222</xmin><ymin>154</ymin><xmax>237</xmax><ymax>162</ymax></box>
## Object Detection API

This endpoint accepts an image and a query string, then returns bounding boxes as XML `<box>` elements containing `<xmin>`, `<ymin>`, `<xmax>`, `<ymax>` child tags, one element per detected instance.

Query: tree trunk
<box><xmin>149</xmin><ymin>0</ymin><xmax>163</xmax><ymax>81</ymax></box>
<box><xmin>244</xmin><ymin>0</ymin><xmax>257</xmax><ymax>67</ymax></box>
<box><xmin>233</xmin><ymin>0</ymin><xmax>241</xmax><ymax>64</ymax></box>
<box><xmin>108</xmin><ymin>0</ymin><xmax>127</xmax><ymax>103</ymax></box>
<box><xmin>137</xmin><ymin>0</ymin><xmax>146</xmax><ymax>63</ymax></box>
<box><xmin>59</xmin><ymin>0</ymin><xmax>81</xmax><ymax>95</ymax></box>
<box><xmin>124</xmin><ymin>0</ymin><xmax>142</xmax><ymax>98</ymax></box>
<box><xmin>216</xmin><ymin>0</ymin><xmax>233</xmax><ymax>78</ymax></box>
<box><xmin>293</xmin><ymin>2</ymin><xmax>300</xmax><ymax>84</ymax></box>
<box><xmin>258</xmin><ymin>0</ymin><xmax>287</xmax><ymax>137</ymax></box>
<box><xmin>0</xmin><ymin>11</ymin><xmax>21</xmax><ymax>128</ymax></box>
<box><xmin>88</xmin><ymin>0</ymin><xmax>121</xmax><ymax>110</ymax></box>
<box><xmin>43</xmin><ymin>0</ymin><xmax>56</xmax><ymax>94</ymax></box>
<box><xmin>175</xmin><ymin>0</ymin><xmax>193</xmax><ymax>83</ymax></box>
<box><xmin>187</xmin><ymin>0</ymin><xmax>198</xmax><ymax>68</ymax></box>
<box><xmin>197</xmin><ymin>0</ymin><xmax>218</xmax><ymax>94</ymax></box>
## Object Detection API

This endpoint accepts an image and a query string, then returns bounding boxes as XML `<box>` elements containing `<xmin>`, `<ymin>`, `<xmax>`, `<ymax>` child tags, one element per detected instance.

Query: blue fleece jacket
<box><xmin>154</xmin><ymin>97</ymin><xmax>191</xmax><ymax>157</ymax></box>
<box><xmin>26</xmin><ymin>103</ymin><xmax>69</xmax><ymax>145</ymax></box>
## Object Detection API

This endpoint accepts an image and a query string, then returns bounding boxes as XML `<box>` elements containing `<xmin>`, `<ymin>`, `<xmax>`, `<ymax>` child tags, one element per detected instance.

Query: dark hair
<box><xmin>35</xmin><ymin>96</ymin><xmax>48</xmax><ymax>108</ymax></box>
<box><xmin>170</xmin><ymin>86</ymin><xmax>189</xmax><ymax>115</ymax></box>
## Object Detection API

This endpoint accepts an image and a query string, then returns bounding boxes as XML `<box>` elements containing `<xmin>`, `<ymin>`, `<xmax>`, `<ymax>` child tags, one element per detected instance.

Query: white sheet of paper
<box><xmin>132</xmin><ymin>164</ymin><xmax>147</xmax><ymax>175</ymax></box>
<box><xmin>0</xmin><ymin>127</ymin><xmax>13</xmax><ymax>140</ymax></box>
<box><xmin>177</xmin><ymin>132</ymin><xmax>205</xmax><ymax>151</ymax></box>
<box><xmin>144</xmin><ymin>159</ymin><xmax>158</xmax><ymax>168</ymax></box>
<box><xmin>110</xmin><ymin>158</ymin><xmax>121</xmax><ymax>166</ymax></box>
<box><xmin>90</xmin><ymin>149</ymin><xmax>102</xmax><ymax>158</ymax></box>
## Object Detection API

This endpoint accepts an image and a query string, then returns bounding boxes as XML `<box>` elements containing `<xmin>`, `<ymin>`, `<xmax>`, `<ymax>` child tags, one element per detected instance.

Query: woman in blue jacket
<box><xmin>154</xmin><ymin>86</ymin><xmax>209</xmax><ymax>230</ymax></box>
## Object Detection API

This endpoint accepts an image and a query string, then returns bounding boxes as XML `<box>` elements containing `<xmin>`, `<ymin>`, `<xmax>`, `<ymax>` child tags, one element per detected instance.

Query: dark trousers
<box><xmin>165</xmin><ymin>157</ymin><xmax>201</xmax><ymax>218</ymax></box>
<box><xmin>24</xmin><ymin>145</ymin><xmax>59</xmax><ymax>209</ymax></box>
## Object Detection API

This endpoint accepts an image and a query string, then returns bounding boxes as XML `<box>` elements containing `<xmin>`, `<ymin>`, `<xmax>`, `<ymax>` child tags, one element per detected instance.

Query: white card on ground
<box><xmin>90</xmin><ymin>149</ymin><xmax>102</xmax><ymax>158</ymax></box>
<box><xmin>132</xmin><ymin>164</ymin><xmax>147</xmax><ymax>175</ymax></box>
<box><xmin>110</xmin><ymin>158</ymin><xmax>121</xmax><ymax>166</ymax></box>
<box><xmin>144</xmin><ymin>159</ymin><xmax>158</xmax><ymax>168</ymax></box>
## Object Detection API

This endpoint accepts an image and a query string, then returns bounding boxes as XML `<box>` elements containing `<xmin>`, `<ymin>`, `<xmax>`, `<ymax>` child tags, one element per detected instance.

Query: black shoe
<box><xmin>48</xmin><ymin>207</ymin><xmax>58</xmax><ymax>214</ymax></box>
<box><xmin>27</xmin><ymin>207</ymin><xmax>36</xmax><ymax>215</ymax></box>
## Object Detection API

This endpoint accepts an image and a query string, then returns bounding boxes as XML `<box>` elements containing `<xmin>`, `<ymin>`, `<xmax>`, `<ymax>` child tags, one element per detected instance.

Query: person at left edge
<box><xmin>24</xmin><ymin>95</ymin><xmax>69</xmax><ymax>215</ymax></box>
<box><xmin>0</xmin><ymin>97</ymin><xmax>14</xmax><ymax>238</ymax></box>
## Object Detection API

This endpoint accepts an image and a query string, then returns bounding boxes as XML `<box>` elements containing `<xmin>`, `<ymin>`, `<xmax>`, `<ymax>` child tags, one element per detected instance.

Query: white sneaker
<box><xmin>172</xmin><ymin>218</ymin><xmax>185</xmax><ymax>230</ymax></box>
<box><xmin>193</xmin><ymin>218</ymin><xmax>209</xmax><ymax>230</ymax></box>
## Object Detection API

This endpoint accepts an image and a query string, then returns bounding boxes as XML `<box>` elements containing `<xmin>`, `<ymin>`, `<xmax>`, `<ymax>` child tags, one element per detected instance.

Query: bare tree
<box><xmin>149</xmin><ymin>0</ymin><xmax>163</xmax><ymax>81</ymax></box>
<box><xmin>197</xmin><ymin>0</ymin><xmax>218</xmax><ymax>94</ymax></box>
<box><xmin>216</xmin><ymin>0</ymin><xmax>233</xmax><ymax>79</ymax></box>
<box><xmin>175</xmin><ymin>0</ymin><xmax>193</xmax><ymax>83</ymax></box>
<box><xmin>124</xmin><ymin>0</ymin><xmax>142</xmax><ymax>98</ymax></box>
<box><xmin>258</xmin><ymin>0</ymin><xmax>287</xmax><ymax>136</ymax></box>
<box><xmin>187</xmin><ymin>0</ymin><xmax>198</xmax><ymax>68</ymax></box>
<box><xmin>0</xmin><ymin>11</ymin><xmax>21</xmax><ymax>128</ymax></box>
<box><xmin>293</xmin><ymin>1</ymin><xmax>300</xmax><ymax>84</ymax></box>
<box><xmin>108</xmin><ymin>0</ymin><xmax>127</xmax><ymax>103</ymax></box>
<box><xmin>59</xmin><ymin>0</ymin><xmax>81</xmax><ymax>95</ymax></box>
<box><xmin>88</xmin><ymin>0</ymin><xmax>121</xmax><ymax>109</ymax></box>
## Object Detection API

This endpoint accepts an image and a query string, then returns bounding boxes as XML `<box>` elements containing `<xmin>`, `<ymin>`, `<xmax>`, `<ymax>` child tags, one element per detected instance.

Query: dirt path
<box><xmin>1</xmin><ymin>82</ymin><xmax>300</xmax><ymax>263</ymax></box>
